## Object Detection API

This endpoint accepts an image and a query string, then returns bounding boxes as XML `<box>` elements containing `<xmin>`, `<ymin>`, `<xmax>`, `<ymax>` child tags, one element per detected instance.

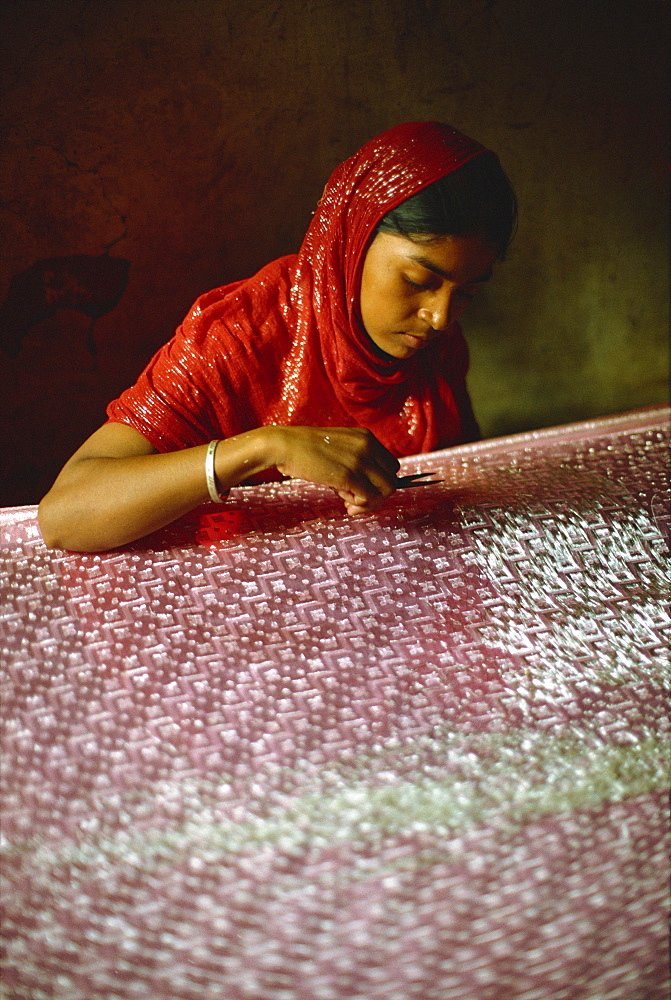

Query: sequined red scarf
<box><xmin>107</xmin><ymin>122</ymin><xmax>490</xmax><ymax>457</ymax></box>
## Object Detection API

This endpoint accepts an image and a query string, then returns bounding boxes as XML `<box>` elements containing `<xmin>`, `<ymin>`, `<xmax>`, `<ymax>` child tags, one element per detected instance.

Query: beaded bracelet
<box><xmin>205</xmin><ymin>440</ymin><xmax>229</xmax><ymax>503</ymax></box>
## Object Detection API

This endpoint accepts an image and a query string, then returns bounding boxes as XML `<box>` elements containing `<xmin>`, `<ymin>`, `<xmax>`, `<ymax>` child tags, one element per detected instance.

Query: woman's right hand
<box><xmin>38</xmin><ymin>421</ymin><xmax>401</xmax><ymax>552</ymax></box>
<box><xmin>265</xmin><ymin>425</ymin><xmax>400</xmax><ymax>514</ymax></box>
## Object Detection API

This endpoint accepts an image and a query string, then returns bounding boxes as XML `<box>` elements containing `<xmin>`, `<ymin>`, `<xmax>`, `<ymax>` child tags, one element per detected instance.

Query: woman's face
<box><xmin>359</xmin><ymin>232</ymin><xmax>497</xmax><ymax>360</ymax></box>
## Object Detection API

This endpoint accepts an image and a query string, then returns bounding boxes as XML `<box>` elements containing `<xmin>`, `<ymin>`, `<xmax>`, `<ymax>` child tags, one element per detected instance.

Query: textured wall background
<box><xmin>0</xmin><ymin>0</ymin><xmax>668</xmax><ymax>505</ymax></box>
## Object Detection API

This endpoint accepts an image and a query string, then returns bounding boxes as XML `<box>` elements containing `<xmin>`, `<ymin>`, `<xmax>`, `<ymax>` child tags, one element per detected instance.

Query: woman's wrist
<box><xmin>213</xmin><ymin>426</ymin><xmax>283</xmax><ymax>490</ymax></box>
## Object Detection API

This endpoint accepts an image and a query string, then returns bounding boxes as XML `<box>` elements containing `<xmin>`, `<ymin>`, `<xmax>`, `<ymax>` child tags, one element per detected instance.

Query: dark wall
<box><xmin>1</xmin><ymin>0</ymin><xmax>668</xmax><ymax>505</ymax></box>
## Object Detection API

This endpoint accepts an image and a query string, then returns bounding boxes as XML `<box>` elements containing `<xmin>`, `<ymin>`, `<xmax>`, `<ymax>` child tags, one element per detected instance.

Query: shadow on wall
<box><xmin>0</xmin><ymin>254</ymin><xmax>130</xmax><ymax>362</ymax></box>
<box><xmin>0</xmin><ymin>256</ymin><xmax>131</xmax><ymax>506</ymax></box>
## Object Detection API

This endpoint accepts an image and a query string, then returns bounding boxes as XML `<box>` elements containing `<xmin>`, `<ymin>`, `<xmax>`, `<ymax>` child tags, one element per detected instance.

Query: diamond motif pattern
<box><xmin>1</xmin><ymin>408</ymin><xmax>669</xmax><ymax>999</ymax></box>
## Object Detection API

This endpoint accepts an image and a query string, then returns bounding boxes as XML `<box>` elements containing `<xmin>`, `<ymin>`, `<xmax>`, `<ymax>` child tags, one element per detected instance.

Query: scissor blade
<box><xmin>396</xmin><ymin>471</ymin><xmax>442</xmax><ymax>488</ymax></box>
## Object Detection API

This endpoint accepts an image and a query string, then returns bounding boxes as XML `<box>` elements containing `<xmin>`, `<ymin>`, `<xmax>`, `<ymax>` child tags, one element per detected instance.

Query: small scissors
<box><xmin>395</xmin><ymin>470</ymin><xmax>442</xmax><ymax>489</ymax></box>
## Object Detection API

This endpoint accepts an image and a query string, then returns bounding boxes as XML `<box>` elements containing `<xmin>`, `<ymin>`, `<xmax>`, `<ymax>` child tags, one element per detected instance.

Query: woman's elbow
<box><xmin>37</xmin><ymin>492</ymin><xmax>72</xmax><ymax>550</ymax></box>
<box><xmin>37</xmin><ymin>492</ymin><xmax>100</xmax><ymax>552</ymax></box>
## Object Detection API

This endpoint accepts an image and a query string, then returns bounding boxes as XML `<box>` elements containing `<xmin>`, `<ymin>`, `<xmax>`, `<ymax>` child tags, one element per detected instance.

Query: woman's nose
<box><xmin>418</xmin><ymin>290</ymin><xmax>452</xmax><ymax>331</ymax></box>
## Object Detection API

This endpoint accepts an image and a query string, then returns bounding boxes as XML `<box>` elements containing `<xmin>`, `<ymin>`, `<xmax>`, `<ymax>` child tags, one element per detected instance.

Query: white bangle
<box><xmin>205</xmin><ymin>439</ymin><xmax>229</xmax><ymax>503</ymax></box>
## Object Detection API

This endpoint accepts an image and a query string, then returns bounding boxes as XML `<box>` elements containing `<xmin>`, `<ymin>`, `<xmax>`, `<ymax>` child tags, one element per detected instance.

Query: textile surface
<box><xmin>106</xmin><ymin>123</ymin><xmax>490</xmax><ymax>458</ymax></box>
<box><xmin>1</xmin><ymin>408</ymin><xmax>669</xmax><ymax>1000</ymax></box>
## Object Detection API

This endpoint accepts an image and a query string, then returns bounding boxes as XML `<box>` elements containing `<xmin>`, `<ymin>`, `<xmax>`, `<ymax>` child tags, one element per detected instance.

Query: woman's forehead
<box><xmin>370</xmin><ymin>231</ymin><xmax>497</xmax><ymax>269</ymax></box>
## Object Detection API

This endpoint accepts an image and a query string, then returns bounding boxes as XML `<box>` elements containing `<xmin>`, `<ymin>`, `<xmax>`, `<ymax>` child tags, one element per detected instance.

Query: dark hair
<box><xmin>376</xmin><ymin>152</ymin><xmax>517</xmax><ymax>259</ymax></box>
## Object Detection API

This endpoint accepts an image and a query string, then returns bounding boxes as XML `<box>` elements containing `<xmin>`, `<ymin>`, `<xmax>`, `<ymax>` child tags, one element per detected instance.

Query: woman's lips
<box><xmin>400</xmin><ymin>332</ymin><xmax>435</xmax><ymax>349</ymax></box>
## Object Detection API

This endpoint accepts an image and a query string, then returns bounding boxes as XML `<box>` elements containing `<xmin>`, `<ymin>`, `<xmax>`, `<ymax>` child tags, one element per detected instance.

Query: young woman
<box><xmin>38</xmin><ymin>122</ymin><xmax>516</xmax><ymax>552</ymax></box>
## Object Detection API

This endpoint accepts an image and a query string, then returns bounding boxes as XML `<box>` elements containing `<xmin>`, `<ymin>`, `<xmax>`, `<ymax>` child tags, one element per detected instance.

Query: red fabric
<box><xmin>107</xmin><ymin>122</ymin><xmax>489</xmax><ymax>462</ymax></box>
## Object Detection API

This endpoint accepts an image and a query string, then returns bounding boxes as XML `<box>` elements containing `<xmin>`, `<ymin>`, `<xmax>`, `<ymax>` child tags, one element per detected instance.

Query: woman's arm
<box><xmin>38</xmin><ymin>422</ymin><xmax>399</xmax><ymax>552</ymax></box>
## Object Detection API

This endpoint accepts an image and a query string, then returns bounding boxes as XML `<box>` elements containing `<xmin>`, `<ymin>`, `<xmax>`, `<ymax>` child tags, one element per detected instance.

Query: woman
<box><xmin>38</xmin><ymin>122</ymin><xmax>516</xmax><ymax>552</ymax></box>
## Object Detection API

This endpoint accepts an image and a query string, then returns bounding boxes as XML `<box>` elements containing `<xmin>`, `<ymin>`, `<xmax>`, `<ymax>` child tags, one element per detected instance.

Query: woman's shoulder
<box><xmin>185</xmin><ymin>255</ymin><xmax>298</xmax><ymax>337</ymax></box>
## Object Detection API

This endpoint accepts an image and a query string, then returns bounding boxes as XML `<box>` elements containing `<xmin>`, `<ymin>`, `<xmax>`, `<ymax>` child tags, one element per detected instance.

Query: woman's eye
<box><xmin>404</xmin><ymin>276</ymin><xmax>432</xmax><ymax>291</ymax></box>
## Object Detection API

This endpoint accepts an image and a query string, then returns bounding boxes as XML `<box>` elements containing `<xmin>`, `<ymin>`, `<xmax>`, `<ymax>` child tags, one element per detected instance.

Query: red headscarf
<box><xmin>107</xmin><ymin>122</ymin><xmax>490</xmax><ymax>461</ymax></box>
